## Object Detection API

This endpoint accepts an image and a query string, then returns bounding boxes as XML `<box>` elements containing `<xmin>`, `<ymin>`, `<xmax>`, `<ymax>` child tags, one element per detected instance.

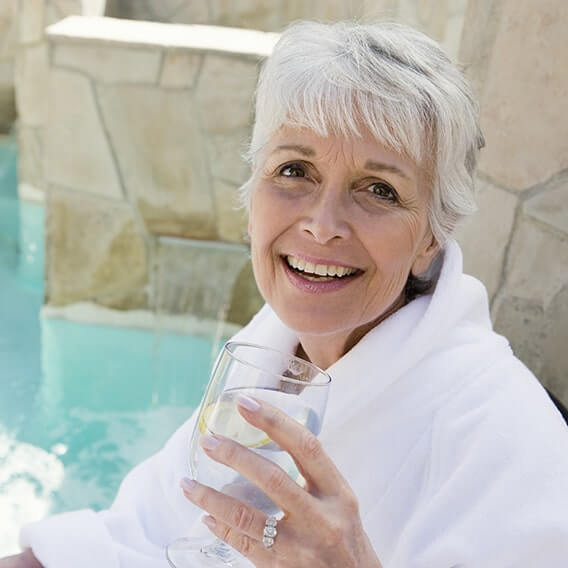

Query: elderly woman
<box><xmin>4</xmin><ymin>20</ymin><xmax>568</xmax><ymax>568</ymax></box>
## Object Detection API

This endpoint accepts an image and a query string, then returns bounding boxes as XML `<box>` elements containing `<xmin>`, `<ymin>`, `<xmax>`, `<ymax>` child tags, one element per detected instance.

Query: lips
<box><xmin>284</xmin><ymin>255</ymin><xmax>361</xmax><ymax>281</ymax></box>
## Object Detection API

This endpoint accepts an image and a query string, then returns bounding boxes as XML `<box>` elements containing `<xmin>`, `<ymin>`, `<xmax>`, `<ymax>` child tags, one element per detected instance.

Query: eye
<box><xmin>368</xmin><ymin>181</ymin><xmax>399</xmax><ymax>203</ymax></box>
<box><xmin>278</xmin><ymin>162</ymin><xmax>306</xmax><ymax>178</ymax></box>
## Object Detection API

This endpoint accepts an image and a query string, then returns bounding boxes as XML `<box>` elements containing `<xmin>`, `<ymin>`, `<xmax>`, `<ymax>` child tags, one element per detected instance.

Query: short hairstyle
<box><xmin>239</xmin><ymin>20</ymin><xmax>484</xmax><ymax>246</ymax></box>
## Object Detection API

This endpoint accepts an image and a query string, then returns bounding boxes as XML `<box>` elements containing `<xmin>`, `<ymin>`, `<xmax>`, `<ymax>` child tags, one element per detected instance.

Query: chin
<box><xmin>273</xmin><ymin>304</ymin><xmax>353</xmax><ymax>337</ymax></box>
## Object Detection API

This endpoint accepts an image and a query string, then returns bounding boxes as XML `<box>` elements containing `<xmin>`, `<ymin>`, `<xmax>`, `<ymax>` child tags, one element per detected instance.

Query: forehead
<box><xmin>263</xmin><ymin>126</ymin><xmax>419</xmax><ymax>176</ymax></box>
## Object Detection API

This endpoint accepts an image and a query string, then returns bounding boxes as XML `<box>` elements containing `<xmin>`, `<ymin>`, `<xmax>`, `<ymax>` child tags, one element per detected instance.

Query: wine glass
<box><xmin>166</xmin><ymin>341</ymin><xmax>331</xmax><ymax>567</ymax></box>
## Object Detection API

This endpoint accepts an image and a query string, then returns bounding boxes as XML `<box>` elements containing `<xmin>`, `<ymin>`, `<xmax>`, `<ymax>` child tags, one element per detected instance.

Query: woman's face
<box><xmin>248</xmin><ymin>126</ymin><xmax>439</xmax><ymax>350</ymax></box>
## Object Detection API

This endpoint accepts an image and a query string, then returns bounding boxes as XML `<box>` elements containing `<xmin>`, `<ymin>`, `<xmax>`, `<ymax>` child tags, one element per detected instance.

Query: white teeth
<box><xmin>285</xmin><ymin>256</ymin><xmax>357</xmax><ymax>278</ymax></box>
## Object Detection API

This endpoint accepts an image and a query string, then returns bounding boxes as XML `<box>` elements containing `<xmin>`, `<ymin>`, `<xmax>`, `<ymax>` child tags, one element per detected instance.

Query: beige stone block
<box><xmin>226</xmin><ymin>260</ymin><xmax>264</xmax><ymax>326</ymax></box>
<box><xmin>97</xmin><ymin>85</ymin><xmax>216</xmax><ymax>238</ymax></box>
<box><xmin>455</xmin><ymin>178</ymin><xmax>518</xmax><ymax>300</ymax></box>
<box><xmin>160</xmin><ymin>49</ymin><xmax>202</xmax><ymax>88</ymax></box>
<box><xmin>14</xmin><ymin>44</ymin><xmax>49</xmax><ymax>126</ymax></box>
<box><xmin>46</xmin><ymin>189</ymin><xmax>148</xmax><ymax>307</ymax></box>
<box><xmin>18</xmin><ymin>125</ymin><xmax>44</xmax><ymax>191</ymax></box>
<box><xmin>213</xmin><ymin>178</ymin><xmax>248</xmax><ymax>243</ymax></box>
<box><xmin>153</xmin><ymin>237</ymin><xmax>249</xmax><ymax>319</ymax></box>
<box><xmin>540</xmin><ymin>285</ymin><xmax>568</xmax><ymax>406</ymax></box>
<box><xmin>18</xmin><ymin>0</ymin><xmax>46</xmax><ymax>44</ymax></box>
<box><xmin>499</xmin><ymin>216</ymin><xmax>568</xmax><ymax>310</ymax></box>
<box><xmin>476</xmin><ymin>1</ymin><xmax>568</xmax><ymax>190</ymax></box>
<box><xmin>46</xmin><ymin>0</ymin><xmax>82</xmax><ymax>25</ymax></box>
<box><xmin>53</xmin><ymin>43</ymin><xmax>161</xmax><ymax>84</ymax></box>
<box><xmin>0</xmin><ymin>0</ymin><xmax>17</xmax><ymax>59</ymax></box>
<box><xmin>105</xmin><ymin>0</ymin><xmax>187</xmax><ymax>21</ymax></box>
<box><xmin>159</xmin><ymin>0</ymin><xmax>209</xmax><ymax>24</ymax></box>
<box><xmin>492</xmin><ymin>295</ymin><xmax>546</xmax><ymax>383</ymax></box>
<box><xmin>207</xmin><ymin>130</ymin><xmax>250</xmax><ymax>183</ymax></box>
<box><xmin>523</xmin><ymin>177</ymin><xmax>568</xmax><ymax>236</ymax></box>
<box><xmin>195</xmin><ymin>54</ymin><xmax>257</xmax><ymax>133</ymax></box>
<box><xmin>493</xmin><ymin>283</ymin><xmax>568</xmax><ymax>408</ymax></box>
<box><xmin>0</xmin><ymin>79</ymin><xmax>16</xmax><ymax>133</ymax></box>
<box><xmin>45</xmin><ymin>68</ymin><xmax>122</xmax><ymax>198</ymax></box>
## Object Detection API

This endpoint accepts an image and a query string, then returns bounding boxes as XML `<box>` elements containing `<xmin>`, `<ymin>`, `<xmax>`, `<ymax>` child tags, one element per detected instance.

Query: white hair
<box><xmin>239</xmin><ymin>20</ymin><xmax>484</xmax><ymax>245</ymax></box>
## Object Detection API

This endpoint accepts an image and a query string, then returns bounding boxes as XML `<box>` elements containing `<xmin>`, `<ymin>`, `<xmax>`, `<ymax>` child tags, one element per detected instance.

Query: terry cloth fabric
<box><xmin>20</xmin><ymin>240</ymin><xmax>568</xmax><ymax>567</ymax></box>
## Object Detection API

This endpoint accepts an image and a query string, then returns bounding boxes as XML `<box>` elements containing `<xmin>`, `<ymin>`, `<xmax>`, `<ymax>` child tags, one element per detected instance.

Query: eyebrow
<box><xmin>364</xmin><ymin>160</ymin><xmax>410</xmax><ymax>180</ymax></box>
<box><xmin>271</xmin><ymin>144</ymin><xmax>316</xmax><ymax>157</ymax></box>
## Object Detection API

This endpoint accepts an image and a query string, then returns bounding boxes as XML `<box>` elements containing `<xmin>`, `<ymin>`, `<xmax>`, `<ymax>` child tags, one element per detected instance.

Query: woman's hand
<box><xmin>0</xmin><ymin>550</ymin><xmax>43</xmax><ymax>568</ymax></box>
<box><xmin>181</xmin><ymin>395</ymin><xmax>382</xmax><ymax>567</ymax></box>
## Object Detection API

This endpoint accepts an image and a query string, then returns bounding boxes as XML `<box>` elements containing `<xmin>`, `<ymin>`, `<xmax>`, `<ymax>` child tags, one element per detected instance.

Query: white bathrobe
<box><xmin>21</xmin><ymin>241</ymin><xmax>568</xmax><ymax>567</ymax></box>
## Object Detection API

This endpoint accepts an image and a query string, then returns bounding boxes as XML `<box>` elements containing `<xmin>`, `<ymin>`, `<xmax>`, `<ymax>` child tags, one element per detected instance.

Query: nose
<box><xmin>299</xmin><ymin>187</ymin><xmax>351</xmax><ymax>244</ymax></box>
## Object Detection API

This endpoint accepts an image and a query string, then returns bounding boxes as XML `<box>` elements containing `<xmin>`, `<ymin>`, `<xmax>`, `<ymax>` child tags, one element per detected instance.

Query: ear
<box><xmin>411</xmin><ymin>232</ymin><xmax>440</xmax><ymax>277</ymax></box>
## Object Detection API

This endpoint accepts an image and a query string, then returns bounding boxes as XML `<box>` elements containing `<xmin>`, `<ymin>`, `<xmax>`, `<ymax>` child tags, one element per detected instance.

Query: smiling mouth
<box><xmin>284</xmin><ymin>255</ymin><xmax>361</xmax><ymax>282</ymax></box>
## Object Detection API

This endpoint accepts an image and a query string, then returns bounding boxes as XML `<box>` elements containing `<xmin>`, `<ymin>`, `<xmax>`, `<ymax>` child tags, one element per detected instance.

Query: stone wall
<box><xmin>0</xmin><ymin>0</ymin><xmax>18</xmax><ymax>132</ymax></box>
<box><xmin>15</xmin><ymin>0</ymin><xmax>105</xmax><ymax>201</ymax></box>
<box><xmin>43</xmin><ymin>16</ymin><xmax>276</xmax><ymax>323</ymax></box>
<box><xmin>456</xmin><ymin>0</ymin><xmax>568</xmax><ymax>403</ymax></box>
<box><xmin>17</xmin><ymin>2</ymin><xmax>568</xmax><ymax>403</ymax></box>
<box><xmin>105</xmin><ymin>0</ymin><xmax>467</xmax><ymax>61</ymax></box>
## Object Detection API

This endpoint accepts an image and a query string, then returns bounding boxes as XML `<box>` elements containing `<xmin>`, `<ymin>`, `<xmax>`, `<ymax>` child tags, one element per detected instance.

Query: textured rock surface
<box><xmin>45</xmin><ymin>68</ymin><xmax>122</xmax><ymax>198</ymax></box>
<box><xmin>468</xmin><ymin>0</ymin><xmax>568</xmax><ymax>190</ymax></box>
<box><xmin>46</xmin><ymin>189</ymin><xmax>148</xmax><ymax>307</ymax></box>
<box><xmin>97</xmin><ymin>85</ymin><xmax>216</xmax><ymax>238</ymax></box>
<box><xmin>153</xmin><ymin>237</ymin><xmax>250</xmax><ymax>319</ymax></box>
<box><xmin>53</xmin><ymin>43</ymin><xmax>161</xmax><ymax>83</ymax></box>
<box><xmin>0</xmin><ymin>0</ymin><xmax>17</xmax><ymax>132</ymax></box>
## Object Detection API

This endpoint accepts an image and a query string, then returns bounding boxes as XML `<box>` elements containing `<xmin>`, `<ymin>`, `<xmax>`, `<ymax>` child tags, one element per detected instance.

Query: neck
<box><xmin>295</xmin><ymin>293</ymin><xmax>406</xmax><ymax>369</ymax></box>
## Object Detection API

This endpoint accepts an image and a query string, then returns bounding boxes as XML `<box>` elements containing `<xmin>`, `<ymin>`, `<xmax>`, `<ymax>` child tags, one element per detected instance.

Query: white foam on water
<box><xmin>0</xmin><ymin>433</ymin><xmax>64</xmax><ymax>556</ymax></box>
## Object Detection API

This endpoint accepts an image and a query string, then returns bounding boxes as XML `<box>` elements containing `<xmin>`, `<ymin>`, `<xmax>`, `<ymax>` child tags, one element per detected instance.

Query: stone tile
<box><xmin>455</xmin><ymin>177</ymin><xmax>518</xmax><ymax>299</ymax></box>
<box><xmin>165</xmin><ymin>0</ymin><xmax>212</xmax><ymax>24</ymax></box>
<box><xmin>226</xmin><ymin>260</ymin><xmax>264</xmax><ymax>326</ymax></box>
<box><xmin>18</xmin><ymin>125</ymin><xmax>44</xmax><ymax>192</ymax></box>
<box><xmin>160</xmin><ymin>49</ymin><xmax>202</xmax><ymax>88</ymax></box>
<box><xmin>523</xmin><ymin>177</ymin><xmax>568</xmax><ymax>235</ymax></box>
<box><xmin>18</xmin><ymin>0</ymin><xmax>45</xmax><ymax>44</ymax></box>
<box><xmin>153</xmin><ymin>236</ymin><xmax>249</xmax><ymax>319</ymax></box>
<box><xmin>213</xmin><ymin>178</ymin><xmax>248</xmax><ymax>243</ymax></box>
<box><xmin>540</xmin><ymin>284</ymin><xmax>568</xmax><ymax>406</ymax></box>
<box><xmin>105</xmin><ymin>0</ymin><xmax>187</xmax><ymax>21</ymax></box>
<box><xmin>0</xmin><ymin>0</ymin><xmax>17</xmax><ymax>59</ymax></box>
<box><xmin>492</xmin><ymin>295</ymin><xmax>546</xmax><ymax>383</ymax></box>
<box><xmin>0</xmin><ymin>79</ymin><xmax>16</xmax><ymax>133</ymax></box>
<box><xmin>45</xmin><ymin>68</ymin><xmax>122</xmax><ymax>198</ymax></box>
<box><xmin>53</xmin><ymin>43</ymin><xmax>161</xmax><ymax>84</ymax></box>
<box><xmin>195</xmin><ymin>54</ymin><xmax>258</xmax><ymax>133</ymax></box>
<box><xmin>97</xmin><ymin>84</ymin><xmax>216</xmax><ymax>238</ymax></box>
<box><xmin>499</xmin><ymin>215</ymin><xmax>568</xmax><ymax>310</ymax></box>
<box><xmin>475</xmin><ymin>2</ymin><xmax>568</xmax><ymax>190</ymax></box>
<box><xmin>206</xmin><ymin>130</ymin><xmax>250</xmax><ymax>184</ymax></box>
<box><xmin>14</xmin><ymin>44</ymin><xmax>49</xmax><ymax>126</ymax></box>
<box><xmin>46</xmin><ymin>189</ymin><xmax>148</xmax><ymax>307</ymax></box>
<box><xmin>45</xmin><ymin>0</ymin><xmax>82</xmax><ymax>26</ymax></box>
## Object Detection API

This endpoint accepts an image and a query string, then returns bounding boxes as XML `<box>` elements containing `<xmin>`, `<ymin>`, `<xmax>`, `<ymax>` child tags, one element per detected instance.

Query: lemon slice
<box><xmin>198</xmin><ymin>398</ymin><xmax>271</xmax><ymax>449</ymax></box>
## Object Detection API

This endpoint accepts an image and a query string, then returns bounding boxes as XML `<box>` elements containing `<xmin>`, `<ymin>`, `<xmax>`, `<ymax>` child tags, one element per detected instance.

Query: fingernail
<box><xmin>202</xmin><ymin>515</ymin><xmax>216</xmax><ymax>529</ymax></box>
<box><xmin>180</xmin><ymin>477</ymin><xmax>196</xmax><ymax>493</ymax></box>
<box><xmin>200</xmin><ymin>434</ymin><xmax>221</xmax><ymax>451</ymax></box>
<box><xmin>237</xmin><ymin>394</ymin><xmax>260</xmax><ymax>412</ymax></box>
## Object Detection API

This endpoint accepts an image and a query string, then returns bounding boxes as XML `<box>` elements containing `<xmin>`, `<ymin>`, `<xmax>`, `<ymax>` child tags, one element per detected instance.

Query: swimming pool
<box><xmin>0</xmin><ymin>136</ymin><xmax>238</xmax><ymax>555</ymax></box>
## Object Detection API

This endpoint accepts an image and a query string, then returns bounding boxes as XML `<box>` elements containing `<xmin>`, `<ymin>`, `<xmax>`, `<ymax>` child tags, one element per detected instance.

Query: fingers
<box><xmin>198</xmin><ymin>433</ymin><xmax>311</xmax><ymax>513</ymax></box>
<box><xmin>180</xmin><ymin>478</ymin><xmax>268</xmax><ymax>539</ymax></box>
<box><xmin>236</xmin><ymin>394</ymin><xmax>346</xmax><ymax>496</ymax></box>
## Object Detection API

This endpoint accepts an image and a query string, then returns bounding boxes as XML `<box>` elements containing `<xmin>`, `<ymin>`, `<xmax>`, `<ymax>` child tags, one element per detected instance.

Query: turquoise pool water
<box><xmin>0</xmin><ymin>137</ymin><xmax>234</xmax><ymax>554</ymax></box>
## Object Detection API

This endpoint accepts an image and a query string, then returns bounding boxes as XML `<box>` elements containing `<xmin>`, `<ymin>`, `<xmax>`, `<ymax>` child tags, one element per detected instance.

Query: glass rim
<box><xmin>224</xmin><ymin>341</ymin><xmax>332</xmax><ymax>387</ymax></box>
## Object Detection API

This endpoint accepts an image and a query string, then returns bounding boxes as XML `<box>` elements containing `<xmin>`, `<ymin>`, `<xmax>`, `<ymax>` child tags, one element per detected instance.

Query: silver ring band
<box><xmin>262</xmin><ymin>516</ymin><xmax>278</xmax><ymax>548</ymax></box>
